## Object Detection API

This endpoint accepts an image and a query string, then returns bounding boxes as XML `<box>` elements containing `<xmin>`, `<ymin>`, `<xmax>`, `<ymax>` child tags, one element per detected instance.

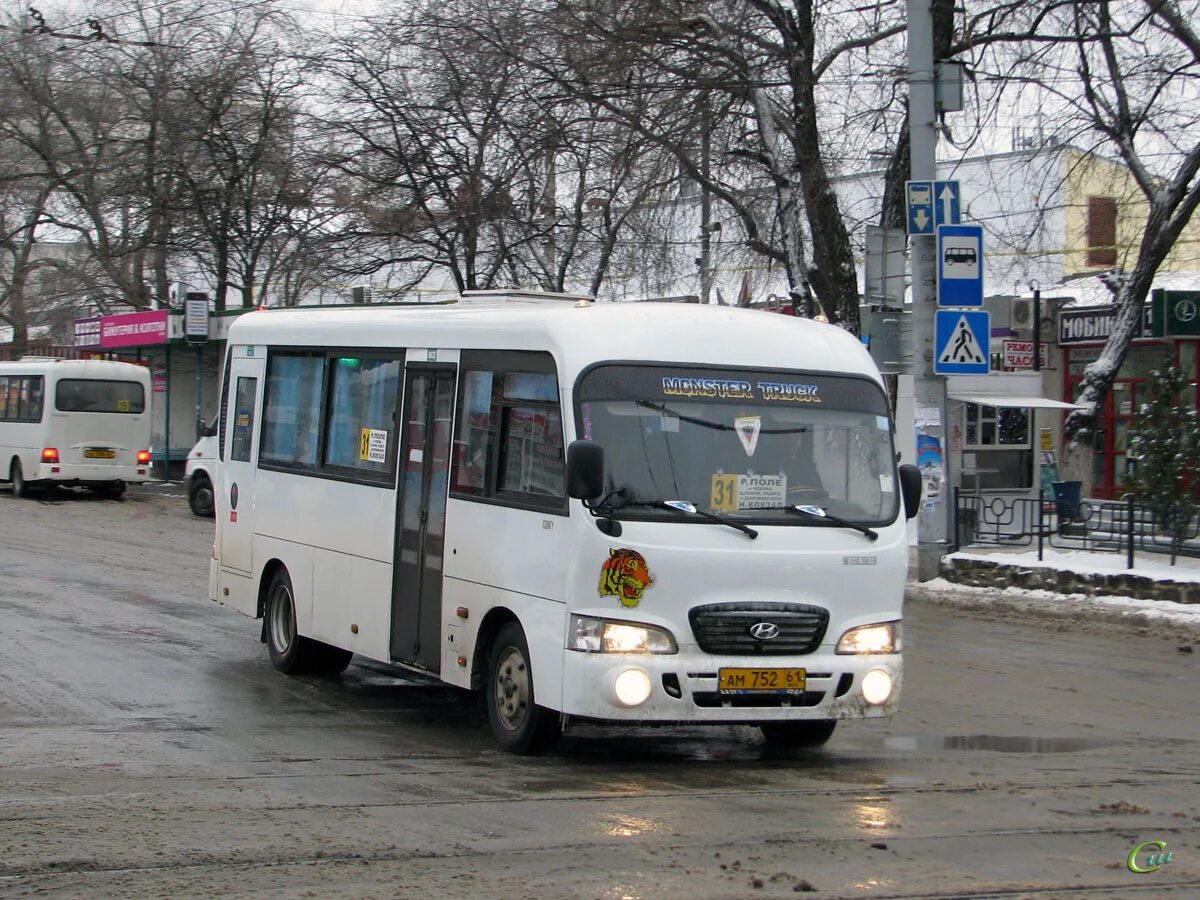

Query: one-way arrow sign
<box><xmin>936</xmin><ymin>181</ymin><xmax>961</xmax><ymax>227</ymax></box>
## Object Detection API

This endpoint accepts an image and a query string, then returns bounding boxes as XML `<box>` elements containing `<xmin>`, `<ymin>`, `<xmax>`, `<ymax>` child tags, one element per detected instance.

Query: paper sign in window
<box><xmin>360</xmin><ymin>428</ymin><xmax>388</xmax><ymax>463</ymax></box>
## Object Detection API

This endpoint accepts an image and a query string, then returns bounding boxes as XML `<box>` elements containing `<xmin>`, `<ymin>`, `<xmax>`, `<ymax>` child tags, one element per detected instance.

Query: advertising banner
<box><xmin>100</xmin><ymin>310</ymin><xmax>169</xmax><ymax>348</ymax></box>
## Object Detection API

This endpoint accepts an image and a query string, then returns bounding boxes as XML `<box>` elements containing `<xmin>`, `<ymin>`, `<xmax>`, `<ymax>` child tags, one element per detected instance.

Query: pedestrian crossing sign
<box><xmin>935</xmin><ymin>310</ymin><xmax>991</xmax><ymax>374</ymax></box>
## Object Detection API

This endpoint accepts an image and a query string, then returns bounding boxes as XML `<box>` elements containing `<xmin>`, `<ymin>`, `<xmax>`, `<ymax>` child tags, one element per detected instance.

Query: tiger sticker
<box><xmin>598</xmin><ymin>548</ymin><xmax>655</xmax><ymax>608</ymax></box>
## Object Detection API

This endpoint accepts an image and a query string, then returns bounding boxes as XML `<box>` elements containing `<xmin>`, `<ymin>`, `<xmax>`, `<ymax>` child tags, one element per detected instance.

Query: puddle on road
<box><xmin>885</xmin><ymin>734</ymin><xmax>1117</xmax><ymax>753</ymax></box>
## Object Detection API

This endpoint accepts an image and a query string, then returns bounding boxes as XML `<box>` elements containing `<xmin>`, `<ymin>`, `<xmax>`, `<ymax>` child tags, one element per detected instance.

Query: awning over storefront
<box><xmin>948</xmin><ymin>393</ymin><xmax>1085</xmax><ymax>410</ymax></box>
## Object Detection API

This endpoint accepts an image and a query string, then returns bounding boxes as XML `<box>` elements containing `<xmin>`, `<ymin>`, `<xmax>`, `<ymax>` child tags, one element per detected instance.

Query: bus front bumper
<box><xmin>559</xmin><ymin>649</ymin><xmax>901</xmax><ymax>724</ymax></box>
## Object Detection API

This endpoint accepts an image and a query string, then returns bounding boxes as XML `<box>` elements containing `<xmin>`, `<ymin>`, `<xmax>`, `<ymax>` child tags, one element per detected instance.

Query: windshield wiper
<box><xmin>623</xmin><ymin>499</ymin><xmax>759</xmax><ymax>540</ymax></box>
<box><xmin>587</xmin><ymin>486</ymin><xmax>631</xmax><ymax>515</ymax></box>
<box><xmin>757</xmin><ymin>504</ymin><xmax>879</xmax><ymax>541</ymax></box>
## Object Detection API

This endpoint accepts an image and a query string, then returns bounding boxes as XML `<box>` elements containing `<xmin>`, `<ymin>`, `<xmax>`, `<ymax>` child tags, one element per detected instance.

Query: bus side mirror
<box><xmin>566</xmin><ymin>440</ymin><xmax>605</xmax><ymax>500</ymax></box>
<box><xmin>899</xmin><ymin>464</ymin><xmax>922</xmax><ymax>519</ymax></box>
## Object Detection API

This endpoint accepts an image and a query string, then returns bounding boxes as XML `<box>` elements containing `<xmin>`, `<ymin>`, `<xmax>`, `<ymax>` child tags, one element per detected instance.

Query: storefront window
<box><xmin>962</xmin><ymin>403</ymin><xmax>1033</xmax><ymax>490</ymax></box>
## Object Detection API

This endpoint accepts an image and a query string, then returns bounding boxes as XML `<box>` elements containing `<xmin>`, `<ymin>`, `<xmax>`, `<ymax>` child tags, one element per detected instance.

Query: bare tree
<box><xmin>0</xmin><ymin>27</ymin><xmax>163</xmax><ymax>310</ymax></box>
<box><xmin>165</xmin><ymin>7</ymin><xmax>317</xmax><ymax>311</ymax></box>
<box><xmin>462</xmin><ymin>0</ymin><xmax>912</xmax><ymax>325</ymax></box>
<box><xmin>979</xmin><ymin>1</ymin><xmax>1200</xmax><ymax>488</ymax></box>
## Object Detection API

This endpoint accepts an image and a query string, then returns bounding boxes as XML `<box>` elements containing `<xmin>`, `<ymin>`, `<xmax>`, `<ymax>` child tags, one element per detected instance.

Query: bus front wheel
<box><xmin>759</xmin><ymin>720</ymin><xmax>837</xmax><ymax>748</ymax></box>
<box><xmin>188</xmin><ymin>474</ymin><xmax>215</xmax><ymax>517</ymax></box>
<box><xmin>486</xmin><ymin>622</ymin><xmax>560</xmax><ymax>755</ymax></box>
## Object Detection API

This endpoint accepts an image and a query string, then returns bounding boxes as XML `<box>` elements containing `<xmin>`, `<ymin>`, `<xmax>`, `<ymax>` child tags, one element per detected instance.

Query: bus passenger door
<box><xmin>391</xmin><ymin>367</ymin><xmax>455</xmax><ymax>672</ymax></box>
<box><xmin>219</xmin><ymin>352</ymin><xmax>264</xmax><ymax>575</ymax></box>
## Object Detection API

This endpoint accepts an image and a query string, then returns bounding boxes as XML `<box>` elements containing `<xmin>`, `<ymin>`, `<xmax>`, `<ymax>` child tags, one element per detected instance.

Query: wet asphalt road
<box><xmin>0</xmin><ymin>485</ymin><xmax>1197</xmax><ymax>899</ymax></box>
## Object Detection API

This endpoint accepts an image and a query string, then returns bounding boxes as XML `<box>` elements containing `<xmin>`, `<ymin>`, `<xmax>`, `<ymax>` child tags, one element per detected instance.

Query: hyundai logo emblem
<box><xmin>749</xmin><ymin>622</ymin><xmax>780</xmax><ymax>640</ymax></box>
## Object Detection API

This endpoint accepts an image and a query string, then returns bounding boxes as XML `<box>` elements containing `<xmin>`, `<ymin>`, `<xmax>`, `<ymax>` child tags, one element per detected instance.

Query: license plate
<box><xmin>718</xmin><ymin>667</ymin><xmax>806</xmax><ymax>694</ymax></box>
<box><xmin>84</xmin><ymin>449</ymin><xmax>116</xmax><ymax>459</ymax></box>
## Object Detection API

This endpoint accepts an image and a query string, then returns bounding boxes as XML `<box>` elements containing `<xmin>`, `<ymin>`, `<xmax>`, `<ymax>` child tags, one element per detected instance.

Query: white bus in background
<box><xmin>1</xmin><ymin>358</ymin><xmax>153</xmax><ymax>499</ymax></box>
<box><xmin>210</xmin><ymin>292</ymin><xmax>921</xmax><ymax>754</ymax></box>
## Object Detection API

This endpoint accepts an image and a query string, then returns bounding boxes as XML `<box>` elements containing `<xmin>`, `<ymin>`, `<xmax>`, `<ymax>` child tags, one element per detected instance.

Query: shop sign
<box><xmin>100</xmin><ymin>310</ymin><xmax>169</xmax><ymax>348</ymax></box>
<box><xmin>1058</xmin><ymin>304</ymin><xmax>1151</xmax><ymax>344</ymax></box>
<box><xmin>72</xmin><ymin>317</ymin><xmax>102</xmax><ymax>349</ymax></box>
<box><xmin>1001</xmin><ymin>340</ymin><xmax>1050</xmax><ymax>370</ymax></box>
<box><xmin>1150</xmin><ymin>289</ymin><xmax>1200</xmax><ymax>337</ymax></box>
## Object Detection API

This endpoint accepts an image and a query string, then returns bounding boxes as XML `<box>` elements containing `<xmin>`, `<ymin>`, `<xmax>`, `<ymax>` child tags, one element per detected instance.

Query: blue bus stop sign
<box><xmin>937</xmin><ymin>224</ymin><xmax>984</xmax><ymax>307</ymax></box>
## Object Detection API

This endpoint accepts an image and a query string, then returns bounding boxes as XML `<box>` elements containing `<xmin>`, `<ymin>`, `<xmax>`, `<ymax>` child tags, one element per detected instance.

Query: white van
<box><xmin>1</xmin><ymin>358</ymin><xmax>153</xmax><ymax>498</ymax></box>
<box><xmin>185</xmin><ymin>422</ymin><xmax>218</xmax><ymax>517</ymax></box>
<box><xmin>209</xmin><ymin>293</ymin><xmax>921</xmax><ymax>753</ymax></box>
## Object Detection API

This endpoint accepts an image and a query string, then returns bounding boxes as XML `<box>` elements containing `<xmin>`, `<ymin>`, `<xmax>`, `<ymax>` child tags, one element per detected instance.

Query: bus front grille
<box><xmin>688</xmin><ymin>602</ymin><xmax>829</xmax><ymax>655</ymax></box>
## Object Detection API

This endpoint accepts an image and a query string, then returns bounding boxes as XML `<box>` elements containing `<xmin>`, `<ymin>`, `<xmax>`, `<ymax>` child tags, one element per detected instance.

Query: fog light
<box><xmin>860</xmin><ymin>668</ymin><xmax>893</xmax><ymax>705</ymax></box>
<box><xmin>613</xmin><ymin>668</ymin><xmax>652</xmax><ymax>707</ymax></box>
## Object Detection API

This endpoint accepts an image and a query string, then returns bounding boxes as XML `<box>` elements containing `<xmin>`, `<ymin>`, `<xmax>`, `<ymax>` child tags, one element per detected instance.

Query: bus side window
<box><xmin>261</xmin><ymin>354</ymin><xmax>325</xmax><ymax>468</ymax></box>
<box><xmin>0</xmin><ymin>377</ymin><xmax>7</xmax><ymax>418</ymax></box>
<box><xmin>323</xmin><ymin>356</ymin><xmax>402</xmax><ymax>477</ymax></box>
<box><xmin>451</xmin><ymin>370</ymin><xmax>494</xmax><ymax>494</ymax></box>
<box><xmin>230</xmin><ymin>377</ymin><xmax>257</xmax><ymax>462</ymax></box>
<box><xmin>450</xmin><ymin>352</ymin><xmax>566</xmax><ymax>513</ymax></box>
<box><xmin>27</xmin><ymin>377</ymin><xmax>43</xmax><ymax>420</ymax></box>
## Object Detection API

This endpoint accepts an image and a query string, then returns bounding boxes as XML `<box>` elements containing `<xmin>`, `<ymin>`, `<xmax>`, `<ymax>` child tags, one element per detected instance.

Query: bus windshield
<box><xmin>577</xmin><ymin>364</ymin><xmax>898</xmax><ymax>525</ymax></box>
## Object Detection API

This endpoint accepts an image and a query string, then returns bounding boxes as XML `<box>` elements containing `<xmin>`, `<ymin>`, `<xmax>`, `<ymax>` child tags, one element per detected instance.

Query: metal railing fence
<box><xmin>954</xmin><ymin>488</ymin><xmax>1200</xmax><ymax>567</ymax></box>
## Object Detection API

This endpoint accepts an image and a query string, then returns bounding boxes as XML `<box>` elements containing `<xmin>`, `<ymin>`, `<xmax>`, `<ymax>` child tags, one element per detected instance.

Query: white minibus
<box><xmin>1</xmin><ymin>358</ymin><xmax>153</xmax><ymax>498</ymax></box>
<box><xmin>210</xmin><ymin>292</ymin><xmax>921</xmax><ymax>753</ymax></box>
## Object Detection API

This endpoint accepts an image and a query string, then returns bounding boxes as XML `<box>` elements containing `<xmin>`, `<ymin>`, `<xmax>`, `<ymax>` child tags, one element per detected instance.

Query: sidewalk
<box><xmin>911</xmin><ymin>543</ymin><xmax>1200</xmax><ymax>638</ymax></box>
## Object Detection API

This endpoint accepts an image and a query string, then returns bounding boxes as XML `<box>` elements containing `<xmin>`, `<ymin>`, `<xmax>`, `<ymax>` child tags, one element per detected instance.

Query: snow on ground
<box><xmin>947</xmin><ymin>545</ymin><xmax>1200</xmax><ymax>581</ymax></box>
<box><xmin>908</xmin><ymin>546</ymin><xmax>1200</xmax><ymax>640</ymax></box>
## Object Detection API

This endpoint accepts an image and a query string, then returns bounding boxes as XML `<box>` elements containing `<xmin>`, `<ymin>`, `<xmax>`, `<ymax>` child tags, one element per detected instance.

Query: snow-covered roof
<box><xmin>1048</xmin><ymin>271</ymin><xmax>1200</xmax><ymax>308</ymax></box>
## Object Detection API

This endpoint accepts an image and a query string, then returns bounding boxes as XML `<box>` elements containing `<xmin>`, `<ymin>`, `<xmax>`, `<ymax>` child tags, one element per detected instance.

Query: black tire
<box><xmin>760</xmin><ymin>720</ymin><xmax>837</xmax><ymax>748</ymax></box>
<box><xmin>10</xmin><ymin>458</ymin><xmax>30</xmax><ymax>498</ymax></box>
<box><xmin>486</xmin><ymin>622</ymin><xmax>560</xmax><ymax>755</ymax></box>
<box><xmin>312</xmin><ymin>643</ymin><xmax>354</xmax><ymax>676</ymax></box>
<box><xmin>264</xmin><ymin>568</ymin><xmax>321</xmax><ymax>675</ymax></box>
<box><xmin>188</xmin><ymin>474</ymin><xmax>215</xmax><ymax>517</ymax></box>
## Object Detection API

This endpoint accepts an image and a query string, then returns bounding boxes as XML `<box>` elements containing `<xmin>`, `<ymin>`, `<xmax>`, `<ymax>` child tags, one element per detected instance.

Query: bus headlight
<box><xmin>568</xmin><ymin>615</ymin><xmax>677</xmax><ymax>654</ymax></box>
<box><xmin>836</xmin><ymin>621</ymin><xmax>901</xmax><ymax>654</ymax></box>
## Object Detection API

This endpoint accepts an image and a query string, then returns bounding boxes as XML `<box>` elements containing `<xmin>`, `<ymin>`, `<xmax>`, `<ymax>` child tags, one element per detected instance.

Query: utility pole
<box><xmin>698</xmin><ymin>94</ymin><xmax>714</xmax><ymax>304</ymax></box>
<box><xmin>908</xmin><ymin>0</ymin><xmax>952</xmax><ymax>580</ymax></box>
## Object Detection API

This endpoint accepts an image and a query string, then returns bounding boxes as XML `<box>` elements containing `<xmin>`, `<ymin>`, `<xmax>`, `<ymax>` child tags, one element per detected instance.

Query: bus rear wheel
<box><xmin>759</xmin><ymin>720</ymin><xmax>837</xmax><ymax>748</ymax></box>
<box><xmin>10</xmin><ymin>458</ymin><xmax>30</xmax><ymax>497</ymax></box>
<box><xmin>486</xmin><ymin>622</ymin><xmax>560</xmax><ymax>755</ymax></box>
<box><xmin>265</xmin><ymin>568</ymin><xmax>318</xmax><ymax>675</ymax></box>
<box><xmin>263</xmin><ymin>568</ymin><xmax>352</xmax><ymax>676</ymax></box>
